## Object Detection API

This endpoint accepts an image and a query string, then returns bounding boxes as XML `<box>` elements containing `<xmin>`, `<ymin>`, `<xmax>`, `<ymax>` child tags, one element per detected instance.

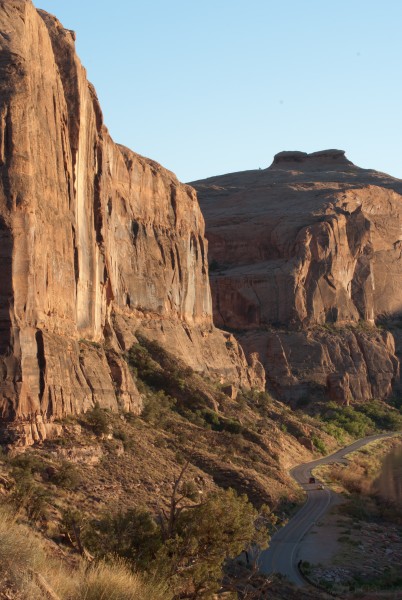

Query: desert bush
<box><xmin>83</xmin><ymin>485</ymin><xmax>270</xmax><ymax>599</ymax></box>
<box><xmin>352</xmin><ymin>566</ymin><xmax>402</xmax><ymax>592</ymax></box>
<box><xmin>224</xmin><ymin>418</ymin><xmax>243</xmax><ymax>434</ymax></box>
<box><xmin>9</xmin><ymin>452</ymin><xmax>46</xmax><ymax>475</ymax></box>
<box><xmin>202</xmin><ymin>409</ymin><xmax>222</xmax><ymax>430</ymax></box>
<box><xmin>177</xmin><ymin>408</ymin><xmax>207</xmax><ymax>427</ymax></box>
<box><xmin>202</xmin><ymin>410</ymin><xmax>243</xmax><ymax>434</ymax></box>
<box><xmin>83</xmin><ymin>403</ymin><xmax>111</xmax><ymax>436</ymax></box>
<box><xmin>141</xmin><ymin>390</ymin><xmax>176</xmax><ymax>426</ymax></box>
<box><xmin>127</xmin><ymin>339</ymin><xmax>215</xmax><ymax>416</ymax></box>
<box><xmin>328</xmin><ymin>464</ymin><xmax>371</xmax><ymax>495</ymax></box>
<box><xmin>321</xmin><ymin>421</ymin><xmax>345</xmax><ymax>443</ymax></box>
<box><xmin>154</xmin><ymin>488</ymin><xmax>269</xmax><ymax>598</ymax></box>
<box><xmin>322</xmin><ymin>399</ymin><xmax>402</xmax><ymax>438</ymax></box>
<box><xmin>339</xmin><ymin>494</ymin><xmax>379</xmax><ymax>521</ymax></box>
<box><xmin>388</xmin><ymin>395</ymin><xmax>402</xmax><ymax>411</ymax></box>
<box><xmin>0</xmin><ymin>507</ymin><xmax>75</xmax><ymax>599</ymax></box>
<box><xmin>0</xmin><ymin>507</ymin><xmax>171</xmax><ymax>600</ymax></box>
<box><xmin>84</xmin><ymin>508</ymin><xmax>162</xmax><ymax>569</ymax></box>
<box><xmin>10</xmin><ymin>470</ymin><xmax>52</xmax><ymax>520</ymax></box>
<box><xmin>321</xmin><ymin>402</ymin><xmax>375</xmax><ymax>438</ymax></box>
<box><xmin>48</xmin><ymin>461</ymin><xmax>81</xmax><ymax>490</ymax></box>
<box><xmin>312</xmin><ymin>435</ymin><xmax>327</xmax><ymax>455</ymax></box>
<box><xmin>127</xmin><ymin>343</ymin><xmax>166</xmax><ymax>389</ymax></box>
<box><xmin>237</xmin><ymin>389</ymin><xmax>273</xmax><ymax>417</ymax></box>
<box><xmin>356</xmin><ymin>400</ymin><xmax>402</xmax><ymax>431</ymax></box>
<box><xmin>113</xmin><ymin>428</ymin><xmax>135</xmax><ymax>451</ymax></box>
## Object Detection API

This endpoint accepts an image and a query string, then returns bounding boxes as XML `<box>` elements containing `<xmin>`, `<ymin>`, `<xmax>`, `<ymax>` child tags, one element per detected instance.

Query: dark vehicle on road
<box><xmin>308</xmin><ymin>476</ymin><xmax>315</xmax><ymax>484</ymax></box>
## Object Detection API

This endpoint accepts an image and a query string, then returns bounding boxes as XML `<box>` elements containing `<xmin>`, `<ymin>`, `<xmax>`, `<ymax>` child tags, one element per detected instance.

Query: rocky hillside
<box><xmin>0</xmin><ymin>0</ymin><xmax>263</xmax><ymax>446</ymax></box>
<box><xmin>192</xmin><ymin>150</ymin><xmax>402</xmax><ymax>404</ymax></box>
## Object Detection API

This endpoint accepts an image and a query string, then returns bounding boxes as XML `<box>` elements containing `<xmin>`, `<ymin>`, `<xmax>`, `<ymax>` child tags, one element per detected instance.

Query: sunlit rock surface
<box><xmin>192</xmin><ymin>150</ymin><xmax>402</xmax><ymax>402</ymax></box>
<box><xmin>0</xmin><ymin>1</ymin><xmax>263</xmax><ymax>444</ymax></box>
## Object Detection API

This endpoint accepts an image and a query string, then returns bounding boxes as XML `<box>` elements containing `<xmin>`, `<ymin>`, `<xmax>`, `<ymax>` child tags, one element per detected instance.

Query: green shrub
<box><xmin>83</xmin><ymin>403</ymin><xmax>111</xmax><ymax>436</ymax></box>
<box><xmin>388</xmin><ymin>396</ymin><xmax>402</xmax><ymax>411</ymax></box>
<box><xmin>322</xmin><ymin>398</ymin><xmax>402</xmax><ymax>437</ymax></box>
<box><xmin>321</xmin><ymin>402</ymin><xmax>375</xmax><ymax>438</ymax></box>
<box><xmin>312</xmin><ymin>435</ymin><xmax>327</xmax><ymax>455</ymax></box>
<box><xmin>238</xmin><ymin>389</ymin><xmax>273</xmax><ymax>411</ymax></box>
<box><xmin>154</xmin><ymin>488</ymin><xmax>268</xmax><ymax>598</ymax></box>
<box><xmin>224</xmin><ymin>418</ymin><xmax>243</xmax><ymax>434</ymax></box>
<box><xmin>203</xmin><ymin>409</ymin><xmax>223</xmax><ymax>430</ymax></box>
<box><xmin>201</xmin><ymin>410</ymin><xmax>244</xmax><ymax>435</ymax></box>
<box><xmin>113</xmin><ymin>429</ymin><xmax>135</xmax><ymax>451</ymax></box>
<box><xmin>126</xmin><ymin>344</ymin><xmax>166</xmax><ymax>389</ymax></box>
<box><xmin>356</xmin><ymin>400</ymin><xmax>402</xmax><ymax>431</ymax></box>
<box><xmin>10</xmin><ymin>470</ymin><xmax>52</xmax><ymax>520</ymax></box>
<box><xmin>84</xmin><ymin>509</ymin><xmax>162</xmax><ymax>569</ymax></box>
<box><xmin>179</xmin><ymin>408</ymin><xmax>207</xmax><ymax>428</ymax></box>
<box><xmin>322</xmin><ymin>421</ymin><xmax>345</xmax><ymax>443</ymax></box>
<box><xmin>301</xmin><ymin>560</ymin><xmax>311</xmax><ymax>574</ymax></box>
<box><xmin>127</xmin><ymin>339</ymin><xmax>213</xmax><ymax>415</ymax></box>
<box><xmin>48</xmin><ymin>461</ymin><xmax>81</xmax><ymax>490</ymax></box>
<box><xmin>141</xmin><ymin>390</ymin><xmax>176</xmax><ymax>427</ymax></box>
<box><xmin>9</xmin><ymin>453</ymin><xmax>47</xmax><ymax>477</ymax></box>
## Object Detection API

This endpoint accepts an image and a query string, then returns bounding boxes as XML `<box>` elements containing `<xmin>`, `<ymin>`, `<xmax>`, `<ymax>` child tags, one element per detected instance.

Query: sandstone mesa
<box><xmin>192</xmin><ymin>150</ymin><xmax>402</xmax><ymax>404</ymax></box>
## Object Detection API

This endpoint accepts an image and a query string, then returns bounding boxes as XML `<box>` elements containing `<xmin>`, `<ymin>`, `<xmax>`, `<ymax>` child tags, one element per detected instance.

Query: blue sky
<box><xmin>36</xmin><ymin>1</ymin><xmax>402</xmax><ymax>182</ymax></box>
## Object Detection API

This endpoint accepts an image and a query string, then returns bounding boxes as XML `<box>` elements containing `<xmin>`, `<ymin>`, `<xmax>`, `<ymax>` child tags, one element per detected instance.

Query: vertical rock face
<box><xmin>192</xmin><ymin>151</ymin><xmax>402</xmax><ymax>402</ymax></box>
<box><xmin>0</xmin><ymin>1</ymin><xmax>263</xmax><ymax>444</ymax></box>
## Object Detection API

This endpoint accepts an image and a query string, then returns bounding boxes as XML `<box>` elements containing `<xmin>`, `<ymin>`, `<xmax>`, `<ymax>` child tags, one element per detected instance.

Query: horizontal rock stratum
<box><xmin>0</xmin><ymin>0</ymin><xmax>263</xmax><ymax>445</ymax></box>
<box><xmin>192</xmin><ymin>150</ymin><xmax>402</xmax><ymax>403</ymax></box>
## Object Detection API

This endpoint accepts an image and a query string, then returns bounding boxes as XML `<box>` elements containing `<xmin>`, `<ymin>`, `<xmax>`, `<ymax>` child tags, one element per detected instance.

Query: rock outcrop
<box><xmin>0</xmin><ymin>1</ymin><xmax>263</xmax><ymax>445</ymax></box>
<box><xmin>192</xmin><ymin>150</ymin><xmax>402</xmax><ymax>403</ymax></box>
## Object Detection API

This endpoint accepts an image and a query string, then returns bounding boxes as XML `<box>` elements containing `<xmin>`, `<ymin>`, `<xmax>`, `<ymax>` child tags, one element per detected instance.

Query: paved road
<box><xmin>258</xmin><ymin>432</ymin><xmax>400</xmax><ymax>586</ymax></box>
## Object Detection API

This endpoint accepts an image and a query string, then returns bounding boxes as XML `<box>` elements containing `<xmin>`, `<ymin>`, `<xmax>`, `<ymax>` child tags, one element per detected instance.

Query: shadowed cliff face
<box><xmin>0</xmin><ymin>1</ymin><xmax>263</xmax><ymax>445</ymax></box>
<box><xmin>192</xmin><ymin>151</ymin><xmax>402</xmax><ymax>403</ymax></box>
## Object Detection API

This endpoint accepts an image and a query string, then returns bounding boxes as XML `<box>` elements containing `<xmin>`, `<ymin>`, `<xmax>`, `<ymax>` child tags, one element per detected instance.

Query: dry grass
<box><xmin>326</xmin><ymin>463</ymin><xmax>373</xmax><ymax>494</ymax></box>
<box><xmin>0</xmin><ymin>506</ymin><xmax>48</xmax><ymax>599</ymax></box>
<box><xmin>72</xmin><ymin>560</ymin><xmax>172</xmax><ymax>600</ymax></box>
<box><xmin>0</xmin><ymin>507</ymin><xmax>171</xmax><ymax>600</ymax></box>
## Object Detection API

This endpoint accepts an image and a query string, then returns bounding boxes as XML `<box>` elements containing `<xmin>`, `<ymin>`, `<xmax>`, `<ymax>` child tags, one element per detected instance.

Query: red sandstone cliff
<box><xmin>0</xmin><ymin>0</ymin><xmax>263</xmax><ymax>445</ymax></box>
<box><xmin>192</xmin><ymin>150</ymin><xmax>402</xmax><ymax>403</ymax></box>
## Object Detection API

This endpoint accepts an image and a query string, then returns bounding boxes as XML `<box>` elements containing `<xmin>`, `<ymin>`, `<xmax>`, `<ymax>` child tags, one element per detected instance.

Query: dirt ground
<box><xmin>301</xmin><ymin>506</ymin><xmax>402</xmax><ymax>593</ymax></box>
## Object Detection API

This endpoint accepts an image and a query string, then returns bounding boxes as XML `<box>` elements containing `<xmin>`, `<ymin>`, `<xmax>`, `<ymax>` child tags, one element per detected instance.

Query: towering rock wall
<box><xmin>192</xmin><ymin>150</ymin><xmax>402</xmax><ymax>403</ymax></box>
<box><xmin>0</xmin><ymin>1</ymin><xmax>262</xmax><ymax>445</ymax></box>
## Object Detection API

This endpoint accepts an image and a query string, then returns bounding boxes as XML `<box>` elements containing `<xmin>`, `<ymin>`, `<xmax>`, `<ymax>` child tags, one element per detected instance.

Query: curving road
<box><xmin>258</xmin><ymin>432</ymin><xmax>400</xmax><ymax>586</ymax></box>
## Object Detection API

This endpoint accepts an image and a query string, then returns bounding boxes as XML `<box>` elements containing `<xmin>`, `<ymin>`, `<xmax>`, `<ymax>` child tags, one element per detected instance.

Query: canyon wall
<box><xmin>192</xmin><ymin>150</ymin><xmax>402</xmax><ymax>403</ymax></box>
<box><xmin>0</xmin><ymin>0</ymin><xmax>262</xmax><ymax>445</ymax></box>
